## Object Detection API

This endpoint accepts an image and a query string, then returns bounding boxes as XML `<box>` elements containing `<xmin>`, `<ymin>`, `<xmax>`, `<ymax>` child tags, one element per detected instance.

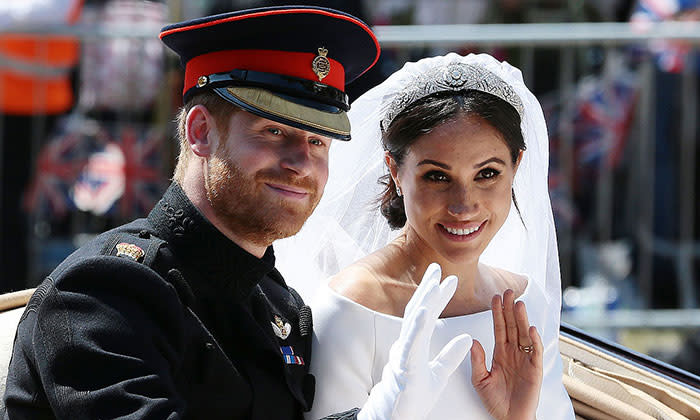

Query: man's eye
<box><xmin>267</xmin><ymin>127</ymin><xmax>282</xmax><ymax>136</ymax></box>
<box><xmin>309</xmin><ymin>138</ymin><xmax>324</xmax><ymax>146</ymax></box>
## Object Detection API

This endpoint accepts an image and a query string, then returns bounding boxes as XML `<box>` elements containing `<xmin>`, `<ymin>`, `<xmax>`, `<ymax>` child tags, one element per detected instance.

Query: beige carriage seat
<box><xmin>0</xmin><ymin>289</ymin><xmax>34</xmax><ymax>412</ymax></box>
<box><xmin>560</xmin><ymin>332</ymin><xmax>700</xmax><ymax>420</ymax></box>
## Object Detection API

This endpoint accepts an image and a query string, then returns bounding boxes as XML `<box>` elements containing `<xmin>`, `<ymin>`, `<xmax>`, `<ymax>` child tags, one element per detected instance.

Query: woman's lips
<box><xmin>437</xmin><ymin>220</ymin><xmax>486</xmax><ymax>241</ymax></box>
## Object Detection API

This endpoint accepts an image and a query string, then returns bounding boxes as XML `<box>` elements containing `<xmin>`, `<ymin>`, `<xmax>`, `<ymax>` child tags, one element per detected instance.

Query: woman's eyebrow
<box><xmin>417</xmin><ymin>157</ymin><xmax>507</xmax><ymax>169</ymax></box>
<box><xmin>417</xmin><ymin>159</ymin><xmax>450</xmax><ymax>169</ymax></box>
<box><xmin>474</xmin><ymin>157</ymin><xmax>506</xmax><ymax>168</ymax></box>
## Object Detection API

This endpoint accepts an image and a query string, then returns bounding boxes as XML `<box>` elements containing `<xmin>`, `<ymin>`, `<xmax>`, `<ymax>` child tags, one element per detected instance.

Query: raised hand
<box><xmin>358</xmin><ymin>263</ymin><xmax>473</xmax><ymax>420</ymax></box>
<box><xmin>471</xmin><ymin>289</ymin><xmax>543</xmax><ymax>420</ymax></box>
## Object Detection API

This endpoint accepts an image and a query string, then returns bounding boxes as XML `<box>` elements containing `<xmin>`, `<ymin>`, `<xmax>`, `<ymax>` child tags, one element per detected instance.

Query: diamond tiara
<box><xmin>381</xmin><ymin>62</ymin><xmax>525</xmax><ymax>132</ymax></box>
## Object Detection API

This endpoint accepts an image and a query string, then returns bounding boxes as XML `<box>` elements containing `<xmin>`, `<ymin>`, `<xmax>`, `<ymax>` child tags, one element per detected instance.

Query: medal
<box><xmin>280</xmin><ymin>345</ymin><xmax>304</xmax><ymax>365</ymax></box>
<box><xmin>115</xmin><ymin>242</ymin><xmax>145</xmax><ymax>262</ymax></box>
<box><xmin>271</xmin><ymin>314</ymin><xmax>291</xmax><ymax>340</ymax></box>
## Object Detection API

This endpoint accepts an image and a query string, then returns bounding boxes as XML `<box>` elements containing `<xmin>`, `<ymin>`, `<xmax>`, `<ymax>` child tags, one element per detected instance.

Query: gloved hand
<box><xmin>357</xmin><ymin>263</ymin><xmax>473</xmax><ymax>420</ymax></box>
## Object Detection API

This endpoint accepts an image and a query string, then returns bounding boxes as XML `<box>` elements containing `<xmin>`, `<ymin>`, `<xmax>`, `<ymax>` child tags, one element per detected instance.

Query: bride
<box><xmin>276</xmin><ymin>53</ymin><xmax>575</xmax><ymax>419</ymax></box>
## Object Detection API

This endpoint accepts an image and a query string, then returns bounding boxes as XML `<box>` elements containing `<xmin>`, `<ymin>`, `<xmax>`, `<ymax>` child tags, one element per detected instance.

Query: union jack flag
<box><xmin>114</xmin><ymin>124</ymin><xmax>168</xmax><ymax>217</ymax></box>
<box><xmin>544</xmin><ymin>57</ymin><xmax>639</xmax><ymax>229</ymax></box>
<box><xmin>573</xmin><ymin>73</ymin><xmax>637</xmax><ymax>171</ymax></box>
<box><xmin>630</xmin><ymin>0</ymin><xmax>700</xmax><ymax>73</ymax></box>
<box><xmin>24</xmin><ymin>116</ymin><xmax>168</xmax><ymax>219</ymax></box>
<box><xmin>23</xmin><ymin>121</ymin><xmax>83</xmax><ymax>218</ymax></box>
<box><xmin>72</xmin><ymin>141</ymin><xmax>125</xmax><ymax>216</ymax></box>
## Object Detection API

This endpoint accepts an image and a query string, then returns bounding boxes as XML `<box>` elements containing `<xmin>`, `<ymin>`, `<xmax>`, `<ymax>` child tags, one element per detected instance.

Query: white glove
<box><xmin>358</xmin><ymin>263</ymin><xmax>473</xmax><ymax>420</ymax></box>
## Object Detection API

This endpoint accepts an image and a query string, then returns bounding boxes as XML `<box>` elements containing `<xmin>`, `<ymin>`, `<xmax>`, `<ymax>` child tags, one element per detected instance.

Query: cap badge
<box><xmin>312</xmin><ymin>47</ymin><xmax>331</xmax><ymax>81</ymax></box>
<box><xmin>271</xmin><ymin>314</ymin><xmax>291</xmax><ymax>340</ymax></box>
<box><xmin>196</xmin><ymin>75</ymin><xmax>209</xmax><ymax>88</ymax></box>
<box><xmin>115</xmin><ymin>242</ymin><xmax>145</xmax><ymax>262</ymax></box>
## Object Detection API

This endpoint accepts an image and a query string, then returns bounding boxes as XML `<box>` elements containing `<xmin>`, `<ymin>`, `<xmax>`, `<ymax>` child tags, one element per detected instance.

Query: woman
<box><xmin>276</xmin><ymin>53</ymin><xmax>574</xmax><ymax>419</ymax></box>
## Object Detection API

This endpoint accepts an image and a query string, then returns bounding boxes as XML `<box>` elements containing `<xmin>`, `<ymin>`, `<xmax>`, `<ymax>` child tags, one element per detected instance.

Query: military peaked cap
<box><xmin>160</xmin><ymin>6</ymin><xmax>380</xmax><ymax>140</ymax></box>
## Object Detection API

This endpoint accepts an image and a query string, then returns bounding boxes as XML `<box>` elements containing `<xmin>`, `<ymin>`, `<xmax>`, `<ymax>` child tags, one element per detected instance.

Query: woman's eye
<box><xmin>478</xmin><ymin>168</ymin><xmax>500</xmax><ymax>179</ymax></box>
<box><xmin>424</xmin><ymin>171</ymin><xmax>449</xmax><ymax>182</ymax></box>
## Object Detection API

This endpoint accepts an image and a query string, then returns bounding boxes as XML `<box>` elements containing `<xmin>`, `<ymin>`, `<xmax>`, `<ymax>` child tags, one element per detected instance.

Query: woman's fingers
<box><xmin>494</xmin><ymin>290</ymin><xmax>540</xmax><ymax>360</ymax></box>
<box><xmin>529</xmin><ymin>325</ymin><xmax>544</xmax><ymax>368</ymax></box>
<box><xmin>502</xmin><ymin>289</ymin><xmax>519</xmax><ymax>344</ymax></box>
<box><xmin>433</xmin><ymin>275</ymin><xmax>458</xmax><ymax>320</ymax></box>
<box><xmin>494</xmin><ymin>291</ymin><xmax>538</xmax><ymax>358</ymax></box>
<box><xmin>430</xmin><ymin>333</ymin><xmax>472</xmax><ymax>381</ymax></box>
<box><xmin>515</xmin><ymin>300</ymin><xmax>533</xmax><ymax>350</ymax></box>
<box><xmin>396</xmin><ymin>307</ymin><xmax>429</xmax><ymax>369</ymax></box>
<box><xmin>470</xmin><ymin>339</ymin><xmax>488</xmax><ymax>387</ymax></box>
<box><xmin>405</xmin><ymin>263</ymin><xmax>441</xmax><ymax>317</ymax></box>
<box><xmin>491</xmin><ymin>294</ymin><xmax>506</xmax><ymax>344</ymax></box>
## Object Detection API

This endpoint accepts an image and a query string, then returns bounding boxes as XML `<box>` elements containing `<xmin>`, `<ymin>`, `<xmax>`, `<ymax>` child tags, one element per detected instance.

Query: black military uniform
<box><xmin>3</xmin><ymin>6</ymin><xmax>379</xmax><ymax>419</ymax></box>
<box><xmin>4</xmin><ymin>183</ymin><xmax>315</xmax><ymax>418</ymax></box>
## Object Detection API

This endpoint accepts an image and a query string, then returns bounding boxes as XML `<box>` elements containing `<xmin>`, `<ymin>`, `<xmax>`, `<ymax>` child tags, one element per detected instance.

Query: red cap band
<box><xmin>184</xmin><ymin>49</ymin><xmax>345</xmax><ymax>96</ymax></box>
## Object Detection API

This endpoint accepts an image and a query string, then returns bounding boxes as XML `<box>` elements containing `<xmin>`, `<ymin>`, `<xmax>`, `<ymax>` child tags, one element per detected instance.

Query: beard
<box><xmin>205</xmin><ymin>154</ymin><xmax>322</xmax><ymax>248</ymax></box>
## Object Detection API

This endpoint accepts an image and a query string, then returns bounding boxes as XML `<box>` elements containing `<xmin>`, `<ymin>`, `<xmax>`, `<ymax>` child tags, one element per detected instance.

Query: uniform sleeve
<box><xmin>306</xmin><ymin>286</ymin><xmax>376</xmax><ymax>420</ymax></box>
<box><xmin>4</xmin><ymin>256</ymin><xmax>187</xmax><ymax>420</ymax></box>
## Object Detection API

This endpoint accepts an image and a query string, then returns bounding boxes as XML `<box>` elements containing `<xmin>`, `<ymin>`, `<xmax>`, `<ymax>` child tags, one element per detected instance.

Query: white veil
<box><xmin>275</xmin><ymin>53</ymin><xmax>562</xmax><ymax>323</ymax></box>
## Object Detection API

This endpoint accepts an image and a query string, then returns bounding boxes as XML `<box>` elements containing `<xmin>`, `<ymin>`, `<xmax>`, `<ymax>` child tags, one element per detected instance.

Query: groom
<box><xmin>4</xmin><ymin>6</ymin><xmax>468</xmax><ymax>420</ymax></box>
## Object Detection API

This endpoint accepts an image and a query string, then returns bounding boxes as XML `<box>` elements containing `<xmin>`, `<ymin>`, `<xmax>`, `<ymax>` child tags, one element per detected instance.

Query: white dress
<box><xmin>306</xmin><ymin>264</ymin><xmax>575</xmax><ymax>420</ymax></box>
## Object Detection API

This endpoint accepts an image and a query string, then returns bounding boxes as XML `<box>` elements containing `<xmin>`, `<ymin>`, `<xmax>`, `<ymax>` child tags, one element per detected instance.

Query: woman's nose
<box><xmin>447</xmin><ymin>185</ymin><xmax>477</xmax><ymax>216</ymax></box>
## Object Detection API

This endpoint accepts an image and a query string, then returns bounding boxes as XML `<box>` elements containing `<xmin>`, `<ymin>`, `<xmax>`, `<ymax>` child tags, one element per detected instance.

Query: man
<box><xmin>3</xmin><ymin>6</ymin><xmax>377</xmax><ymax>418</ymax></box>
<box><xmin>3</xmin><ymin>6</ymin><xmax>471</xmax><ymax>420</ymax></box>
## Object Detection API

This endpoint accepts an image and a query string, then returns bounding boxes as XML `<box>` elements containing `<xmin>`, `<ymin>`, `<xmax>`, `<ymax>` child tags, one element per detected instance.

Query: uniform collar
<box><xmin>148</xmin><ymin>182</ymin><xmax>276</xmax><ymax>299</ymax></box>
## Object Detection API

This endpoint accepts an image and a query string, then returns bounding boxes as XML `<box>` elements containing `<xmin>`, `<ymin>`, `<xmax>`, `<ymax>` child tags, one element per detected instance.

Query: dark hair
<box><xmin>379</xmin><ymin>89</ymin><xmax>525</xmax><ymax>229</ymax></box>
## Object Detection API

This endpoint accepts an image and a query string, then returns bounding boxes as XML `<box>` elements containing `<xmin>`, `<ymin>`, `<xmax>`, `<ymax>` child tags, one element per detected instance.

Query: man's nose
<box><xmin>280</xmin><ymin>137</ymin><xmax>312</xmax><ymax>177</ymax></box>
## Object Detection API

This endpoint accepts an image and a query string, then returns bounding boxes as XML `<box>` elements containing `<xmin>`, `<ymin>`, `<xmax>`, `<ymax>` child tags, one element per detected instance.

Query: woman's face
<box><xmin>390</xmin><ymin>113</ymin><xmax>522</xmax><ymax>265</ymax></box>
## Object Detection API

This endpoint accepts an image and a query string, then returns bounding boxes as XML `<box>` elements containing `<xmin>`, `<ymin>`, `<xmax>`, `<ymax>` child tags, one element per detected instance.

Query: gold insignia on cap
<box><xmin>197</xmin><ymin>75</ymin><xmax>209</xmax><ymax>88</ymax></box>
<box><xmin>115</xmin><ymin>242</ymin><xmax>145</xmax><ymax>262</ymax></box>
<box><xmin>312</xmin><ymin>47</ymin><xmax>331</xmax><ymax>81</ymax></box>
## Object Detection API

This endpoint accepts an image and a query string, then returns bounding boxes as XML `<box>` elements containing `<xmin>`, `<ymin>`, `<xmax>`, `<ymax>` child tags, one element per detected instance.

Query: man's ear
<box><xmin>185</xmin><ymin>104</ymin><xmax>217</xmax><ymax>157</ymax></box>
<box><xmin>385</xmin><ymin>151</ymin><xmax>400</xmax><ymax>190</ymax></box>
